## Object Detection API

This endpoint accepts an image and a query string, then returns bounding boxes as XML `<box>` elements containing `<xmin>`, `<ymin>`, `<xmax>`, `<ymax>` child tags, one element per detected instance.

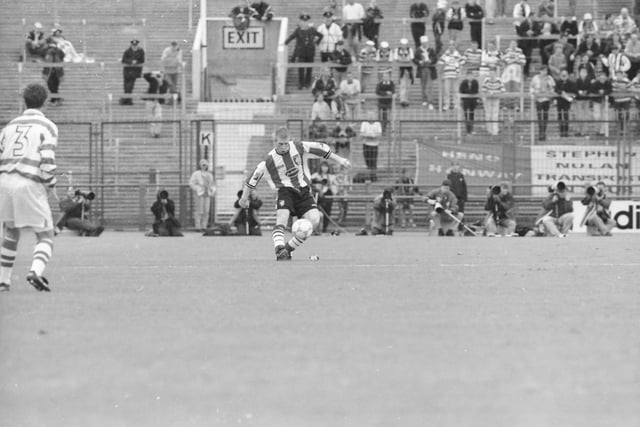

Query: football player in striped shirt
<box><xmin>0</xmin><ymin>83</ymin><xmax>58</xmax><ymax>292</ymax></box>
<box><xmin>239</xmin><ymin>126</ymin><xmax>351</xmax><ymax>260</ymax></box>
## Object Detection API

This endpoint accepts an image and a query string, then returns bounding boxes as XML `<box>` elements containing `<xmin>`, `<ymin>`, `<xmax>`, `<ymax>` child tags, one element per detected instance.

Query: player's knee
<box><xmin>35</xmin><ymin>230</ymin><xmax>54</xmax><ymax>242</ymax></box>
<box><xmin>304</xmin><ymin>209</ymin><xmax>322</xmax><ymax>229</ymax></box>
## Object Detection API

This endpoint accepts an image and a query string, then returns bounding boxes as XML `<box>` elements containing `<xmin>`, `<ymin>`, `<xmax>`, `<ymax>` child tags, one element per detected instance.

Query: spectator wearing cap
<box><xmin>446</xmin><ymin>0</ymin><xmax>466</xmax><ymax>43</ymax></box>
<box><xmin>161</xmin><ymin>40</ymin><xmax>183</xmax><ymax>104</ymax></box>
<box><xmin>189</xmin><ymin>158</ymin><xmax>216</xmax><ymax>231</ymax></box>
<box><xmin>425</xmin><ymin>179</ymin><xmax>463</xmax><ymax>236</ymax></box>
<box><xmin>394</xmin><ymin>38</ymin><xmax>414</xmax><ymax>106</ymax></box>
<box><xmin>375</xmin><ymin>40</ymin><xmax>393</xmax><ymax>79</ymax></box>
<box><xmin>363</xmin><ymin>0</ymin><xmax>384</xmax><ymax>48</ymax></box>
<box><xmin>465</xmin><ymin>0</ymin><xmax>484</xmax><ymax>46</ymax></box>
<box><xmin>414</xmin><ymin>35</ymin><xmax>438</xmax><ymax>108</ymax></box>
<box><xmin>342</xmin><ymin>0</ymin><xmax>366</xmax><ymax>55</ymax></box>
<box><xmin>358</xmin><ymin>39</ymin><xmax>378</xmax><ymax>92</ymax></box>
<box><xmin>331</xmin><ymin>40</ymin><xmax>352</xmax><ymax>84</ymax></box>
<box><xmin>120</xmin><ymin>39</ymin><xmax>145</xmax><ymax>105</ymax></box>
<box><xmin>25</xmin><ymin>22</ymin><xmax>46</xmax><ymax>59</ymax></box>
<box><xmin>285</xmin><ymin>14</ymin><xmax>323</xmax><ymax>90</ymax></box>
<box><xmin>578</xmin><ymin>13</ymin><xmax>598</xmax><ymax>39</ymax></box>
<box><xmin>317</xmin><ymin>11</ymin><xmax>343</xmax><ymax>62</ymax></box>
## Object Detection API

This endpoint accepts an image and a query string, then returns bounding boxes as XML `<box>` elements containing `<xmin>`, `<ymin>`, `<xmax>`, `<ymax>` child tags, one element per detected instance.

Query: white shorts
<box><xmin>0</xmin><ymin>173</ymin><xmax>54</xmax><ymax>230</ymax></box>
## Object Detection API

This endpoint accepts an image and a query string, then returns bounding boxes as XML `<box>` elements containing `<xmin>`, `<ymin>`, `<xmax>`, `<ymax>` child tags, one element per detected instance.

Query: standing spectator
<box><xmin>459</xmin><ymin>69</ymin><xmax>479</xmax><ymax>134</ymax></box>
<box><xmin>230</xmin><ymin>188</ymin><xmax>263</xmax><ymax>236</ymax></box>
<box><xmin>545</xmin><ymin>34</ymin><xmax>575</xmax><ymax>70</ymax></box>
<box><xmin>495</xmin><ymin>0</ymin><xmax>507</xmax><ymax>18</ymax></box>
<box><xmin>285</xmin><ymin>14</ymin><xmax>323</xmax><ymax>90</ymax></box>
<box><xmin>394</xmin><ymin>38</ymin><xmax>414</xmax><ymax>106</ymax></box>
<box><xmin>42</xmin><ymin>42</ymin><xmax>65</xmax><ymax>106</ymax></box>
<box><xmin>512</xmin><ymin>0</ymin><xmax>531</xmax><ymax>19</ymax></box>
<box><xmin>409</xmin><ymin>2</ymin><xmax>430</xmax><ymax>47</ymax></box>
<box><xmin>414</xmin><ymin>35</ymin><xmax>438</xmax><ymax>108</ymax></box>
<box><xmin>465</xmin><ymin>0</ymin><xmax>484</xmax><ymax>46</ymax></box>
<box><xmin>578</xmin><ymin>13</ymin><xmax>598</xmax><ymax>39</ymax></box>
<box><xmin>331</xmin><ymin>40</ymin><xmax>352</xmax><ymax>84</ymax></box>
<box><xmin>624</xmin><ymin>33</ymin><xmax>640</xmax><ymax>79</ymax></box>
<box><xmin>363</xmin><ymin>0</ymin><xmax>384</xmax><ymax>48</ymax></box>
<box><xmin>375</xmin><ymin>70</ymin><xmax>395</xmax><ymax>133</ymax></box>
<box><xmin>446</xmin><ymin>0</ymin><xmax>466</xmax><ymax>43</ymax></box>
<box><xmin>485</xmin><ymin>182</ymin><xmax>517</xmax><ymax>236</ymax></box>
<box><xmin>481</xmin><ymin>67</ymin><xmax>505</xmax><ymax>136</ymax></box>
<box><xmin>576</xmin><ymin>34</ymin><xmax>601</xmax><ymax>66</ymax></box>
<box><xmin>537</xmin><ymin>21</ymin><xmax>561</xmax><ymax>65</ymax></box>
<box><xmin>342</xmin><ymin>0</ymin><xmax>366</xmax><ymax>55</ymax></box>
<box><xmin>560</xmin><ymin>17</ymin><xmax>579</xmax><ymax>48</ymax></box>
<box><xmin>614</xmin><ymin>8</ymin><xmax>637</xmax><ymax>40</ymax></box>
<box><xmin>478</xmin><ymin>41</ymin><xmax>501</xmax><ymax>83</ymax></box>
<box><xmin>339</xmin><ymin>71</ymin><xmax>362</xmax><ymax>119</ymax></box>
<box><xmin>150</xmin><ymin>190</ymin><xmax>183</xmax><ymax>237</ymax></box>
<box><xmin>311</xmin><ymin>161</ymin><xmax>339</xmax><ymax>233</ymax></box>
<box><xmin>0</xmin><ymin>83</ymin><xmax>57</xmax><ymax>292</ymax></box>
<box><xmin>358</xmin><ymin>40</ymin><xmax>378</xmax><ymax>92</ymax></box>
<box><xmin>25</xmin><ymin>22</ymin><xmax>46</xmax><ymax>60</ymax></box>
<box><xmin>515</xmin><ymin>14</ymin><xmax>538</xmax><ymax>77</ymax></box>
<box><xmin>573</xmin><ymin>67</ymin><xmax>592</xmax><ymax>136</ymax></box>
<box><xmin>462</xmin><ymin>40</ymin><xmax>482</xmax><ymax>75</ymax></box>
<box><xmin>317</xmin><ymin>11</ymin><xmax>343</xmax><ymax>62</ymax></box>
<box><xmin>311</xmin><ymin>96</ymin><xmax>334</xmax><ymax>120</ymax></box>
<box><xmin>536</xmin><ymin>0</ymin><xmax>554</xmax><ymax>19</ymax></box>
<box><xmin>446</xmin><ymin>162</ymin><xmax>468</xmax><ymax>223</ymax></box>
<box><xmin>548</xmin><ymin>44</ymin><xmax>568</xmax><ymax>79</ymax></box>
<box><xmin>432</xmin><ymin>4</ymin><xmax>447</xmax><ymax>55</ymax></box>
<box><xmin>438</xmin><ymin>40</ymin><xmax>464</xmax><ymax>110</ymax></box>
<box><xmin>142</xmin><ymin>71</ymin><xmax>168</xmax><ymax>138</ymax></box>
<box><xmin>501</xmin><ymin>40</ymin><xmax>526</xmax><ymax>94</ymax></box>
<box><xmin>312</xmin><ymin>66</ymin><xmax>338</xmax><ymax>109</ymax></box>
<box><xmin>395</xmin><ymin>169</ymin><xmax>419</xmax><ymax>228</ymax></box>
<box><xmin>375</xmin><ymin>40</ymin><xmax>393</xmax><ymax>80</ymax></box>
<box><xmin>485</xmin><ymin>0</ymin><xmax>496</xmax><ymax>22</ymax></box>
<box><xmin>530</xmin><ymin>65</ymin><xmax>555</xmax><ymax>140</ymax></box>
<box><xmin>555</xmin><ymin>69</ymin><xmax>576</xmax><ymax>137</ymax></box>
<box><xmin>426</xmin><ymin>179</ymin><xmax>463</xmax><ymax>236</ymax></box>
<box><xmin>611</xmin><ymin>69</ymin><xmax>632</xmax><ymax>134</ymax></box>
<box><xmin>120</xmin><ymin>39</ymin><xmax>144</xmax><ymax>106</ymax></box>
<box><xmin>540</xmin><ymin>182</ymin><xmax>574</xmax><ymax>237</ymax></box>
<box><xmin>589</xmin><ymin>72</ymin><xmax>612</xmax><ymax>136</ymax></box>
<box><xmin>250</xmin><ymin>1</ymin><xmax>274</xmax><ymax>21</ymax></box>
<box><xmin>360</xmin><ymin>110</ymin><xmax>383</xmax><ymax>181</ymax></box>
<box><xmin>189</xmin><ymin>159</ymin><xmax>216</xmax><ymax>231</ymax></box>
<box><xmin>160</xmin><ymin>40</ymin><xmax>183</xmax><ymax>104</ymax></box>
<box><xmin>601</xmin><ymin>44</ymin><xmax>630</xmax><ymax>79</ymax></box>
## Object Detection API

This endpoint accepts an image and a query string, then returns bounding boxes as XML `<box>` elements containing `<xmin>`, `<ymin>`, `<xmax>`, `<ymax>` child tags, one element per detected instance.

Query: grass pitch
<box><xmin>1</xmin><ymin>231</ymin><xmax>639</xmax><ymax>427</ymax></box>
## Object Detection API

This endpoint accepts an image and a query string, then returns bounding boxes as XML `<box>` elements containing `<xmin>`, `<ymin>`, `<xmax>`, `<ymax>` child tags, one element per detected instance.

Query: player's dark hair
<box><xmin>23</xmin><ymin>83</ymin><xmax>48</xmax><ymax>109</ymax></box>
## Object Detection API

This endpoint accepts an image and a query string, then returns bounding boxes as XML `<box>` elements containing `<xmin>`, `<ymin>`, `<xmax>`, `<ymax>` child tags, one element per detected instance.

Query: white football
<box><xmin>292</xmin><ymin>218</ymin><xmax>314</xmax><ymax>239</ymax></box>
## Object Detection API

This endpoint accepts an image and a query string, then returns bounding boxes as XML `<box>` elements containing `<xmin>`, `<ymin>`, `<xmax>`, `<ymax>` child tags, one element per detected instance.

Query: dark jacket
<box><xmin>151</xmin><ymin>192</ymin><xmax>181</xmax><ymax>236</ymax></box>
<box><xmin>485</xmin><ymin>192</ymin><xmax>516</xmax><ymax>221</ymax></box>
<box><xmin>446</xmin><ymin>170</ymin><xmax>468</xmax><ymax>202</ymax></box>
<box><xmin>42</xmin><ymin>45</ymin><xmax>65</xmax><ymax>79</ymax></box>
<box><xmin>376</xmin><ymin>80</ymin><xmax>395</xmax><ymax>107</ymax></box>
<box><xmin>285</xmin><ymin>27</ymin><xmax>322</xmax><ymax>59</ymax></box>
<box><xmin>589</xmin><ymin>78</ymin><xmax>612</xmax><ymax>103</ymax></box>
<box><xmin>233</xmin><ymin>195</ymin><xmax>263</xmax><ymax>235</ymax></box>
<box><xmin>459</xmin><ymin>78</ymin><xmax>479</xmax><ymax>109</ymax></box>
<box><xmin>542</xmin><ymin>193</ymin><xmax>573</xmax><ymax>218</ymax></box>
<box><xmin>414</xmin><ymin>45</ymin><xmax>438</xmax><ymax>79</ymax></box>
<box><xmin>574</xmin><ymin>76</ymin><xmax>591</xmax><ymax>100</ymax></box>
<box><xmin>465</xmin><ymin>3</ymin><xmax>484</xmax><ymax>23</ymax></box>
<box><xmin>332</xmin><ymin>49</ymin><xmax>353</xmax><ymax>72</ymax></box>
<box><xmin>555</xmin><ymin>78</ymin><xmax>577</xmax><ymax>109</ymax></box>
<box><xmin>142</xmin><ymin>72</ymin><xmax>169</xmax><ymax>103</ymax></box>
<box><xmin>122</xmin><ymin>47</ymin><xmax>145</xmax><ymax>78</ymax></box>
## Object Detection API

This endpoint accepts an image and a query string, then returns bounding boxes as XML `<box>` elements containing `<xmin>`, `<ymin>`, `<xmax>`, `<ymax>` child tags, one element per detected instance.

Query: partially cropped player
<box><xmin>0</xmin><ymin>83</ymin><xmax>58</xmax><ymax>292</ymax></box>
<box><xmin>239</xmin><ymin>126</ymin><xmax>350</xmax><ymax>260</ymax></box>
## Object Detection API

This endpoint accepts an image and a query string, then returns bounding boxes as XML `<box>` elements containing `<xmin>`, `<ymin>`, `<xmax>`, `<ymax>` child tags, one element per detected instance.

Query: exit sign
<box><xmin>222</xmin><ymin>26</ymin><xmax>265</xmax><ymax>49</ymax></box>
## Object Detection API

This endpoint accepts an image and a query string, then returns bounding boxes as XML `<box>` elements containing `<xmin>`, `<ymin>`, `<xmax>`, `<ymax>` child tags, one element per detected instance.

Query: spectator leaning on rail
<box><xmin>580</xmin><ymin>181</ymin><xmax>615</xmax><ymax>236</ymax></box>
<box><xmin>363</xmin><ymin>0</ymin><xmax>384</xmax><ymax>48</ymax></box>
<box><xmin>484</xmin><ymin>182</ymin><xmax>516</xmax><ymax>237</ymax></box>
<box><xmin>414</xmin><ymin>35</ymin><xmax>438</xmax><ymax>109</ymax></box>
<box><xmin>459</xmin><ymin>69</ymin><xmax>479</xmax><ymax>134</ymax></box>
<box><xmin>160</xmin><ymin>40</ymin><xmax>183</xmax><ymax>104</ymax></box>
<box><xmin>120</xmin><ymin>39</ymin><xmax>145</xmax><ymax>106</ymax></box>
<box><xmin>539</xmin><ymin>181</ymin><xmax>574</xmax><ymax>237</ymax></box>
<box><xmin>425</xmin><ymin>179</ymin><xmax>464</xmax><ymax>236</ymax></box>
<box><xmin>589</xmin><ymin>71</ymin><xmax>612</xmax><ymax>137</ymax></box>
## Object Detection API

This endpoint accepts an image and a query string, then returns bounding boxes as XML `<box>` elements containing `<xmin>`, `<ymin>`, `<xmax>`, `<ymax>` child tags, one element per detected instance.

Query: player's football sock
<box><xmin>272</xmin><ymin>224</ymin><xmax>285</xmax><ymax>249</ymax></box>
<box><xmin>30</xmin><ymin>237</ymin><xmax>53</xmax><ymax>277</ymax></box>
<box><xmin>285</xmin><ymin>235</ymin><xmax>305</xmax><ymax>252</ymax></box>
<box><xmin>0</xmin><ymin>235</ymin><xmax>19</xmax><ymax>284</ymax></box>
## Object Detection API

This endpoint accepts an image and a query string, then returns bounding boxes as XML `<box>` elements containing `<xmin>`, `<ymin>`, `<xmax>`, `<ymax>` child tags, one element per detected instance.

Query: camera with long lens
<box><xmin>75</xmin><ymin>189</ymin><xmax>95</xmax><ymax>201</ymax></box>
<box><xmin>586</xmin><ymin>186</ymin><xmax>596</xmax><ymax>196</ymax></box>
<box><xmin>159</xmin><ymin>190</ymin><xmax>169</xmax><ymax>200</ymax></box>
<box><xmin>555</xmin><ymin>181</ymin><xmax>566</xmax><ymax>192</ymax></box>
<box><xmin>490</xmin><ymin>185</ymin><xmax>501</xmax><ymax>195</ymax></box>
<box><xmin>434</xmin><ymin>201</ymin><xmax>444</xmax><ymax>213</ymax></box>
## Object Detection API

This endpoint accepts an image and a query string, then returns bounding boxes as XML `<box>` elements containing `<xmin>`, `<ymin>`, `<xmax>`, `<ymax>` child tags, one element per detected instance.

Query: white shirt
<box><xmin>360</xmin><ymin>121</ymin><xmax>382</xmax><ymax>146</ymax></box>
<box><xmin>512</xmin><ymin>2</ymin><xmax>531</xmax><ymax>19</ymax></box>
<box><xmin>317</xmin><ymin>22</ymin><xmax>343</xmax><ymax>53</ymax></box>
<box><xmin>342</xmin><ymin>2</ymin><xmax>366</xmax><ymax>21</ymax></box>
<box><xmin>339</xmin><ymin>78</ymin><xmax>362</xmax><ymax>102</ymax></box>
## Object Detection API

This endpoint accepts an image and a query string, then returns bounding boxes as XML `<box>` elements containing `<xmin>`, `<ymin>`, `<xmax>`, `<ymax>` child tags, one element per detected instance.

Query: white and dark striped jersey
<box><xmin>246</xmin><ymin>140</ymin><xmax>332</xmax><ymax>190</ymax></box>
<box><xmin>0</xmin><ymin>109</ymin><xmax>58</xmax><ymax>186</ymax></box>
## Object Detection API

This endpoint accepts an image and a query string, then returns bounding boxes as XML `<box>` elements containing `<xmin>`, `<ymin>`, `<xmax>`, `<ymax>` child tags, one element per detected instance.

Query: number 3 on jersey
<box><xmin>11</xmin><ymin>125</ymin><xmax>32</xmax><ymax>157</ymax></box>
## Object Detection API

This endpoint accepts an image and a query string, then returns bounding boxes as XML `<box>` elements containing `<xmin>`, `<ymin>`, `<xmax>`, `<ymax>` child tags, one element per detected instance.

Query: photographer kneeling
<box><xmin>581</xmin><ymin>181</ymin><xmax>615</xmax><ymax>236</ymax></box>
<box><xmin>57</xmin><ymin>190</ymin><xmax>104</xmax><ymax>236</ymax></box>
<box><xmin>485</xmin><ymin>182</ymin><xmax>517</xmax><ymax>237</ymax></box>
<box><xmin>426</xmin><ymin>180</ymin><xmax>464</xmax><ymax>236</ymax></box>
<box><xmin>539</xmin><ymin>181</ymin><xmax>574</xmax><ymax>237</ymax></box>
<box><xmin>149</xmin><ymin>190</ymin><xmax>183</xmax><ymax>237</ymax></box>
<box><xmin>371</xmin><ymin>188</ymin><xmax>397</xmax><ymax>235</ymax></box>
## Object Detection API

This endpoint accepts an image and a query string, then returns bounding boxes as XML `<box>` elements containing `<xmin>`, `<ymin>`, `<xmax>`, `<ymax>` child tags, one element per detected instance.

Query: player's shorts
<box><xmin>275</xmin><ymin>186</ymin><xmax>317</xmax><ymax>218</ymax></box>
<box><xmin>0</xmin><ymin>173</ymin><xmax>54</xmax><ymax>231</ymax></box>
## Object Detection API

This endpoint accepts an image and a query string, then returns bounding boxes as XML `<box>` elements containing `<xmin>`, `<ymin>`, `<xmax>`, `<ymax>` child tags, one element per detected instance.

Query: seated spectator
<box><xmin>371</xmin><ymin>188</ymin><xmax>397</xmax><ymax>235</ymax></box>
<box><xmin>576</xmin><ymin>34</ymin><xmax>601</xmax><ymax>65</ymax></box>
<box><xmin>311</xmin><ymin>96</ymin><xmax>335</xmax><ymax>120</ymax></box>
<box><xmin>578</xmin><ymin>13</ymin><xmax>598</xmax><ymax>39</ymax></box>
<box><xmin>149</xmin><ymin>190</ymin><xmax>183</xmax><ymax>237</ymax></box>
<box><xmin>478</xmin><ymin>40</ymin><xmax>501</xmax><ymax>83</ymax></box>
<box><xmin>445</xmin><ymin>0</ymin><xmax>466</xmax><ymax>42</ymax></box>
<box><xmin>545</xmin><ymin>33</ymin><xmax>576</xmax><ymax>72</ymax></box>
<box><xmin>331</xmin><ymin>122</ymin><xmax>356</xmax><ymax>156</ymax></box>
<box><xmin>312</xmin><ymin>67</ymin><xmax>339</xmax><ymax>108</ymax></box>
<box><xmin>601</xmin><ymin>44</ymin><xmax>631</xmax><ymax>78</ymax></box>
<box><xmin>49</xmin><ymin>28</ymin><xmax>94</xmax><ymax>63</ymax></box>
<box><xmin>250</xmin><ymin>1</ymin><xmax>274</xmax><ymax>21</ymax></box>
<box><xmin>559</xmin><ymin>16</ymin><xmax>579</xmax><ymax>47</ymax></box>
<box><xmin>317</xmin><ymin>11</ymin><xmax>343</xmax><ymax>62</ymax></box>
<box><xmin>536</xmin><ymin>21</ymin><xmax>560</xmax><ymax>65</ymax></box>
<box><xmin>311</xmin><ymin>161</ymin><xmax>339</xmax><ymax>233</ymax></box>
<box><xmin>230</xmin><ymin>189</ymin><xmax>262</xmax><ymax>235</ymax></box>
<box><xmin>548</xmin><ymin>44</ymin><xmax>568</xmax><ymax>79</ymax></box>
<box><xmin>308</xmin><ymin>119</ymin><xmax>329</xmax><ymax>140</ymax></box>
<box><xmin>589</xmin><ymin>72</ymin><xmax>612</xmax><ymax>136</ymax></box>
<box><xmin>614</xmin><ymin>8</ymin><xmax>637</xmax><ymax>40</ymax></box>
<box><xmin>599</xmin><ymin>14</ymin><xmax>617</xmax><ymax>41</ymax></box>
<box><xmin>438</xmin><ymin>40</ymin><xmax>464</xmax><ymax>111</ymax></box>
<box><xmin>56</xmin><ymin>190</ymin><xmax>104</xmax><ymax>237</ymax></box>
<box><xmin>540</xmin><ymin>182</ymin><xmax>573</xmax><ymax>237</ymax></box>
<box><xmin>338</xmin><ymin>71</ymin><xmax>362</xmax><ymax>119</ymax></box>
<box><xmin>331</xmin><ymin>40</ymin><xmax>353</xmax><ymax>84</ymax></box>
<box><xmin>536</xmin><ymin>0</ymin><xmax>554</xmax><ymax>20</ymax></box>
<box><xmin>624</xmin><ymin>33</ymin><xmax>640</xmax><ymax>79</ymax></box>
<box><xmin>25</xmin><ymin>22</ymin><xmax>46</xmax><ymax>60</ymax></box>
<box><xmin>459</xmin><ymin>69</ymin><xmax>479</xmax><ymax>134</ymax></box>
<box><xmin>142</xmin><ymin>71</ymin><xmax>168</xmax><ymax>138</ymax></box>
<box><xmin>484</xmin><ymin>182</ymin><xmax>516</xmax><ymax>237</ymax></box>
<box><xmin>426</xmin><ymin>179</ymin><xmax>464</xmax><ymax>236</ymax></box>
<box><xmin>363</xmin><ymin>0</ymin><xmax>384</xmax><ymax>48</ymax></box>
<box><xmin>573</xmin><ymin>53</ymin><xmax>596</xmax><ymax>80</ymax></box>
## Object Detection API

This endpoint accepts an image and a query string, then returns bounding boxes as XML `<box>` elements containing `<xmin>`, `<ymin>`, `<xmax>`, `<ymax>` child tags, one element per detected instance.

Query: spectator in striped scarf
<box><xmin>481</xmin><ymin>67</ymin><xmax>505</xmax><ymax>135</ymax></box>
<box><xmin>438</xmin><ymin>40</ymin><xmax>465</xmax><ymax>110</ymax></box>
<box><xmin>611</xmin><ymin>69</ymin><xmax>632</xmax><ymax>134</ymax></box>
<box><xmin>462</xmin><ymin>40</ymin><xmax>482</xmax><ymax>75</ymax></box>
<box><xmin>478</xmin><ymin>41</ymin><xmax>501</xmax><ymax>83</ymax></box>
<box><xmin>501</xmin><ymin>40</ymin><xmax>526</xmax><ymax>112</ymax></box>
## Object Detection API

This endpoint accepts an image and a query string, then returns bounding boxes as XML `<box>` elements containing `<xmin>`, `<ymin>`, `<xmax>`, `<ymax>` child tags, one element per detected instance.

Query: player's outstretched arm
<box><xmin>328</xmin><ymin>152</ymin><xmax>351</xmax><ymax>169</ymax></box>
